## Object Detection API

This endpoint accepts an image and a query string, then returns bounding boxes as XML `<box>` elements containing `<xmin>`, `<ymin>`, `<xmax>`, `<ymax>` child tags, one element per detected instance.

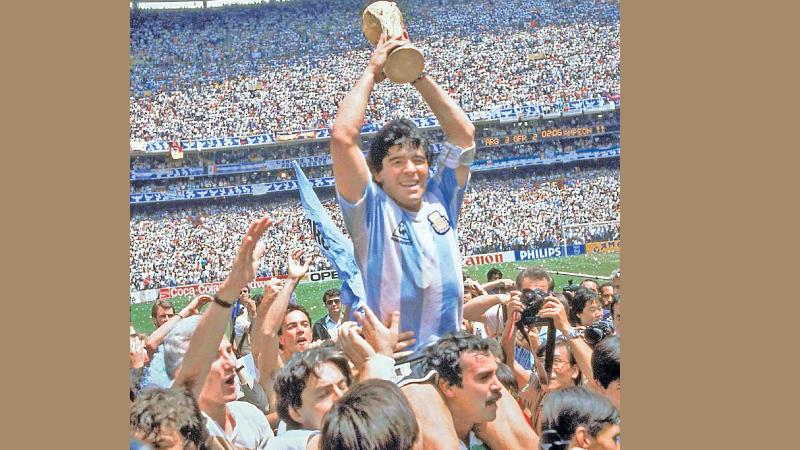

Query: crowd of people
<box><xmin>130</xmin><ymin>134</ymin><xmax>620</xmax><ymax>195</ymax></box>
<box><xmin>130</xmin><ymin>5</ymin><xmax>621</xmax><ymax>448</ymax></box>
<box><xmin>130</xmin><ymin>237</ymin><xmax>622</xmax><ymax>450</ymax></box>
<box><xmin>130</xmin><ymin>163</ymin><xmax>619</xmax><ymax>292</ymax></box>
<box><xmin>129</xmin><ymin>111</ymin><xmax>620</xmax><ymax>173</ymax></box>
<box><xmin>129</xmin><ymin>0</ymin><xmax>619</xmax><ymax>142</ymax></box>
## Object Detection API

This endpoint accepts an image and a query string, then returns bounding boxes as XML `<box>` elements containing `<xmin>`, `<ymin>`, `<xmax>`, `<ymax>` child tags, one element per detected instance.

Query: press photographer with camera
<box><xmin>569</xmin><ymin>288</ymin><xmax>615</xmax><ymax>347</ymax></box>
<box><xmin>496</xmin><ymin>278</ymin><xmax>596</xmax><ymax>431</ymax></box>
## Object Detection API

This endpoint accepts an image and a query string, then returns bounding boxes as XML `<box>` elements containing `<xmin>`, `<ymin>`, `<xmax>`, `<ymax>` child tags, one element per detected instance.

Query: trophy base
<box><xmin>384</xmin><ymin>46</ymin><xmax>425</xmax><ymax>84</ymax></box>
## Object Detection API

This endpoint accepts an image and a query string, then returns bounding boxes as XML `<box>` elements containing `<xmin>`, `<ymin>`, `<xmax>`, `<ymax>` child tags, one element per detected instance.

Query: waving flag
<box><xmin>291</xmin><ymin>161</ymin><xmax>365</xmax><ymax>316</ymax></box>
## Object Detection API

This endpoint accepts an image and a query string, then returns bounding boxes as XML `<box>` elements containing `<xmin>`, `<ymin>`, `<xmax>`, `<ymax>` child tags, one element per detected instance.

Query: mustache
<box><xmin>487</xmin><ymin>392</ymin><xmax>503</xmax><ymax>404</ymax></box>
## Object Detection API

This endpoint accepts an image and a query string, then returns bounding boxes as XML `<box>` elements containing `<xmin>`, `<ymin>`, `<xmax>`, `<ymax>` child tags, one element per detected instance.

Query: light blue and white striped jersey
<box><xmin>338</xmin><ymin>149</ymin><xmax>467</xmax><ymax>356</ymax></box>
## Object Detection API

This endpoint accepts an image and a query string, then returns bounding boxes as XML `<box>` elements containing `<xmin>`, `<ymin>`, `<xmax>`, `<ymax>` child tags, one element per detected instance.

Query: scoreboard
<box><xmin>481</xmin><ymin>125</ymin><xmax>609</xmax><ymax>147</ymax></box>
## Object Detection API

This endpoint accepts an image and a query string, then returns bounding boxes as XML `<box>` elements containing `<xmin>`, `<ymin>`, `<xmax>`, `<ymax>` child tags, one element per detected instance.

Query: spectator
<box><xmin>270</xmin><ymin>346</ymin><xmax>352</xmax><ymax>450</ymax></box>
<box><xmin>539</xmin><ymin>387</ymin><xmax>620</xmax><ymax>450</ymax></box>
<box><xmin>140</xmin><ymin>295</ymin><xmax>212</xmax><ymax>391</ymax></box>
<box><xmin>568</xmin><ymin>288</ymin><xmax>604</xmax><ymax>329</ymax></box>
<box><xmin>233</xmin><ymin>287</ymin><xmax>256</xmax><ymax>357</ymax></box>
<box><xmin>162</xmin><ymin>215</ymin><xmax>276</xmax><ymax>449</ymax></box>
<box><xmin>320</xmin><ymin>379</ymin><xmax>418</xmax><ymax>450</ymax></box>
<box><xmin>590</xmin><ymin>335</ymin><xmax>620</xmax><ymax>410</ymax></box>
<box><xmin>279</xmin><ymin>305</ymin><xmax>314</xmax><ymax>362</ymax></box>
<box><xmin>422</xmin><ymin>331</ymin><xmax>514</xmax><ymax>449</ymax></box>
<box><xmin>130</xmin><ymin>387</ymin><xmax>209</xmax><ymax>450</ymax></box>
<box><xmin>311</xmin><ymin>288</ymin><xmax>343</xmax><ymax>342</ymax></box>
<box><xmin>580</xmin><ymin>279</ymin><xmax>600</xmax><ymax>293</ymax></box>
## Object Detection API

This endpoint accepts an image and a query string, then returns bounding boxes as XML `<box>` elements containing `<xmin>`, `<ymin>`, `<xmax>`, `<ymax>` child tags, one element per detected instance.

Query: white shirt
<box><xmin>203</xmin><ymin>401</ymin><xmax>273</xmax><ymax>450</ymax></box>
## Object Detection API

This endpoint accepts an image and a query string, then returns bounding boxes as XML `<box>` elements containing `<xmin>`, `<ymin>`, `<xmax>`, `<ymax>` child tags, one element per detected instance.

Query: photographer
<box><xmin>568</xmin><ymin>288</ymin><xmax>605</xmax><ymax>329</ymax></box>
<box><xmin>497</xmin><ymin>282</ymin><xmax>595</xmax><ymax>431</ymax></box>
<box><xmin>464</xmin><ymin>266</ymin><xmax>556</xmax><ymax>369</ymax></box>
<box><xmin>568</xmin><ymin>288</ymin><xmax>616</xmax><ymax>347</ymax></box>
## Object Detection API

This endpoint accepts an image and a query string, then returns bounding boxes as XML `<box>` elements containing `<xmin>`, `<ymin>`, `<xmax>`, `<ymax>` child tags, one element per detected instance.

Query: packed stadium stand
<box><xmin>129</xmin><ymin>0</ymin><xmax>621</xmax><ymax>291</ymax></box>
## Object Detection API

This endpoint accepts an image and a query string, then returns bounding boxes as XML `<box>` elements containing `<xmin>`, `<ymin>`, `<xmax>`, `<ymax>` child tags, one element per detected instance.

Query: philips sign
<box><xmin>516</xmin><ymin>247</ymin><xmax>563</xmax><ymax>261</ymax></box>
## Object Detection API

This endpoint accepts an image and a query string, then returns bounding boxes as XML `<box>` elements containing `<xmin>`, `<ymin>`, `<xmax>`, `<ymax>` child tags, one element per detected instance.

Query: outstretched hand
<box><xmin>353</xmin><ymin>306</ymin><xmax>400</xmax><ymax>358</ymax></box>
<box><xmin>218</xmin><ymin>216</ymin><xmax>272</xmax><ymax>301</ymax></box>
<box><xmin>287</xmin><ymin>248</ymin><xmax>311</xmax><ymax>280</ymax></box>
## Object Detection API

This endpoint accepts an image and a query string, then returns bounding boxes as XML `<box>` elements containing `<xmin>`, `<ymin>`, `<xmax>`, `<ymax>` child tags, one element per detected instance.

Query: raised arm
<box><xmin>538</xmin><ymin>297</ymin><xmax>594</xmax><ymax>381</ymax></box>
<box><xmin>412</xmin><ymin>73</ymin><xmax>476</xmax><ymax>187</ymax></box>
<box><xmin>251</xmin><ymin>249</ymin><xmax>310</xmax><ymax>409</ymax></box>
<box><xmin>463</xmin><ymin>292</ymin><xmax>515</xmax><ymax>323</ymax></box>
<box><xmin>172</xmin><ymin>216</ymin><xmax>272</xmax><ymax>398</ymax></box>
<box><xmin>480</xmin><ymin>278</ymin><xmax>516</xmax><ymax>294</ymax></box>
<box><xmin>330</xmin><ymin>35</ymin><xmax>405</xmax><ymax>203</ymax></box>
<box><xmin>499</xmin><ymin>303</ymin><xmax>532</xmax><ymax>390</ymax></box>
<box><xmin>145</xmin><ymin>295</ymin><xmax>212</xmax><ymax>357</ymax></box>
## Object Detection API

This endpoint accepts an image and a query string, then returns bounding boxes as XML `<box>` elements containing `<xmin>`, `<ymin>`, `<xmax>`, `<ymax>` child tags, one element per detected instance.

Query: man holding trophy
<box><xmin>329</xmin><ymin>2</ymin><xmax>537</xmax><ymax>449</ymax></box>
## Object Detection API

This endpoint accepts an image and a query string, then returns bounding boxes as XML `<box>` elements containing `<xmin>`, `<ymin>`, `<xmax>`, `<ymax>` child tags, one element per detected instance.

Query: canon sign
<box><xmin>463</xmin><ymin>253</ymin><xmax>505</xmax><ymax>266</ymax></box>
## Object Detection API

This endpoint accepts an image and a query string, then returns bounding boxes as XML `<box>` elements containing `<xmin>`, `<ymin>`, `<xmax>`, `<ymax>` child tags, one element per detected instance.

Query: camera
<box><xmin>583</xmin><ymin>320</ymin><xmax>614</xmax><ymax>346</ymax></box>
<box><xmin>516</xmin><ymin>288</ymin><xmax>554</xmax><ymax>329</ymax></box>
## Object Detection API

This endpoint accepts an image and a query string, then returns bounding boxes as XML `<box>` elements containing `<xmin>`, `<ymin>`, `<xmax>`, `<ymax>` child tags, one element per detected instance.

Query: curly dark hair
<box><xmin>423</xmin><ymin>331</ymin><xmax>498</xmax><ymax>388</ymax></box>
<box><xmin>275</xmin><ymin>345</ymin><xmax>353</xmax><ymax>430</ymax></box>
<box><xmin>367</xmin><ymin>118</ymin><xmax>431</xmax><ymax>174</ymax></box>
<box><xmin>486</xmin><ymin>267</ymin><xmax>503</xmax><ymax>281</ymax></box>
<box><xmin>130</xmin><ymin>387</ymin><xmax>208</xmax><ymax>450</ymax></box>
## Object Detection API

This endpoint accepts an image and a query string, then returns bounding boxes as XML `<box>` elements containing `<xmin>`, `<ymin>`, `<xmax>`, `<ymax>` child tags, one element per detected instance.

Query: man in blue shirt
<box><xmin>330</xmin><ymin>35</ymin><xmax>534</xmax><ymax>450</ymax></box>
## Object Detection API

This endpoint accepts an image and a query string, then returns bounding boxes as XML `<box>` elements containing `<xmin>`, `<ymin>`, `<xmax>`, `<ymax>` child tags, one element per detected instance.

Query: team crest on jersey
<box><xmin>427</xmin><ymin>211</ymin><xmax>451</xmax><ymax>235</ymax></box>
<box><xmin>391</xmin><ymin>222</ymin><xmax>412</xmax><ymax>245</ymax></box>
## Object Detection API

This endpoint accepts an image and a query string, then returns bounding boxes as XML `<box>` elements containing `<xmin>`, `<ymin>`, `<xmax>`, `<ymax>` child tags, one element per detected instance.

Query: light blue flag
<box><xmin>291</xmin><ymin>161</ymin><xmax>366</xmax><ymax>317</ymax></box>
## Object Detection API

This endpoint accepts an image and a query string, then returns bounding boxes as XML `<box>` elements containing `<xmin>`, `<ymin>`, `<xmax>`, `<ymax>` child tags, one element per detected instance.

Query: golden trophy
<box><xmin>362</xmin><ymin>1</ymin><xmax>425</xmax><ymax>84</ymax></box>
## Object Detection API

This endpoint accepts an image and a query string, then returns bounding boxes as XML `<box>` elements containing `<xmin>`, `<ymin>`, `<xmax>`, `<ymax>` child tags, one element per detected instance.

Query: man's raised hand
<box><xmin>218</xmin><ymin>216</ymin><xmax>272</xmax><ymax>300</ymax></box>
<box><xmin>366</xmin><ymin>33</ymin><xmax>405</xmax><ymax>83</ymax></box>
<box><xmin>287</xmin><ymin>248</ymin><xmax>311</xmax><ymax>280</ymax></box>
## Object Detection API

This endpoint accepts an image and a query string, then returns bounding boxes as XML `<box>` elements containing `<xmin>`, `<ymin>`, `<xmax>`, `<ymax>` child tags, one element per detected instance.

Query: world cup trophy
<box><xmin>361</xmin><ymin>1</ymin><xmax>425</xmax><ymax>84</ymax></box>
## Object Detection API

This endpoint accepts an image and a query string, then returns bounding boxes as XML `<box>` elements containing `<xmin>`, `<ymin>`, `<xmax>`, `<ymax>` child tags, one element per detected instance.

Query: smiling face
<box><xmin>280</xmin><ymin>309</ymin><xmax>312</xmax><ymax>357</ymax></box>
<box><xmin>290</xmin><ymin>362</ymin><xmax>349</xmax><ymax>430</ymax></box>
<box><xmin>198</xmin><ymin>339</ymin><xmax>239</xmax><ymax>408</ymax></box>
<box><xmin>374</xmin><ymin>144</ymin><xmax>429</xmax><ymax>212</ymax></box>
